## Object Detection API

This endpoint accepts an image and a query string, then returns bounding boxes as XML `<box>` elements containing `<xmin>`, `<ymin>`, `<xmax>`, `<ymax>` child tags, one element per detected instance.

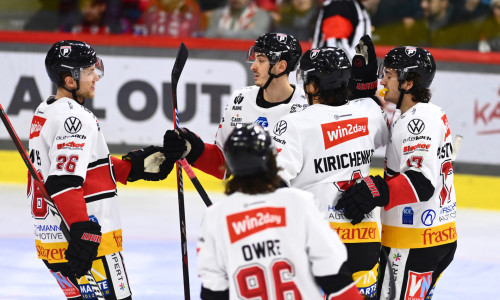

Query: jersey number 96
<box><xmin>235</xmin><ymin>259</ymin><xmax>302</xmax><ymax>300</ymax></box>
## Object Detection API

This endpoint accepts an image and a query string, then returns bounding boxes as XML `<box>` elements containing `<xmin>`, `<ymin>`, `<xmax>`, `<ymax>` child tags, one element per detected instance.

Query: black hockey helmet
<box><xmin>379</xmin><ymin>46</ymin><xmax>436</xmax><ymax>89</ymax></box>
<box><xmin>224</xmin><ymin>124</ymin><xmax>275</xmax><ymax>177</ymax></box>
<box><xmin>45</xmin><ymin>40</ymin><xmax>104</xmax><ymax>86</ymax></box>
<box><xmin>297</xmin><ymin>47</ymin><xmax>351</xmax><ymax>90</ymax></box>
<box><xmin>246</xmin><ymin>32</ymin><xmax>302</xmax><ymax>73</ymax></box>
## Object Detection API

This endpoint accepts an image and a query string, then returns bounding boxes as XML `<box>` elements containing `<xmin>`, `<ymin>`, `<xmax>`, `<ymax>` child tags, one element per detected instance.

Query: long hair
<box><xmin>225</xmin><ymin>154</ymin><xmax>281</xmax><ymax>195</ymax></box>
<box><xmin>407</xmin><ymin>73</ymin><xmax>432</xmax><ymax>103</ymax></box>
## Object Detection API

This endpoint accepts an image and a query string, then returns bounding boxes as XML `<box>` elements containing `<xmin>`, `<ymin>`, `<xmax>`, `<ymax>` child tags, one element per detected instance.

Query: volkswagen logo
<box><xmin>273</xmin><ymin>120</ymin><xmax>287</xmax><ymax>136</ymax></box>
<box><xmin>407</xmin><ymin>119</ymin><xmax>425</xmax><ymax>135</ymax></box>
<box><xmin>421</xmin><ymin>209</ymin><xmax>436</xmax><ymax>226</ymax></box>
<box><xmin>64</xmin><ymin>117</ymin><xmax>82</xmax><ymax>134</ymax></box>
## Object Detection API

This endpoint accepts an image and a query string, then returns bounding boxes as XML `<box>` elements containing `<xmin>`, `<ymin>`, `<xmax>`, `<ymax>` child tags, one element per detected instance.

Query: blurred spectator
<box><xmin>418</xmin><ymin>0</ymin><xmax>478</xmax><ymax>48</ymax></box>
<box><xmin>204</xmin><ymin>0</ymin><xmax>272</xmax><ymax>39</ymax></box>
<box><xmin>24</xmin><ymin>0</ymin><xmax>80</xmax><ymax>32</ymax></box>
<box><xmin>61</xmin><ymin>0</ymin><xmax>128</xmax><ymax>34</ymax></box>
<box><xmin>198</xmin><ymin>0</ymin><xmax>227</xmax><ymax>11</ymax></box>
<box><xmin>421</xmin><ymin>0</ymin><xmax>462</xmax><ymax>30</ymax></box>
<box><xmin>120</xmin><ymin>0</ymin><xmax>149</xmax><ymax>32</ymax></box>
<box><xmin>275</xmin><ymin>0</ymin><xmax>320</xmax><ymax>41</ymax></box>
<box><xmin>136</xmin><ymin>0</ymin><xmax>204</xmax><ymax>37</ymax></box>
<box><xmin>478</xmin><ymin>0</ymin><xmax>500</xmax><ymax>51</ymax></box>
<box><xmin>312</xmin><ymin>0</ymin><xmax>372</xmax><ymax>58</ymax></box>
<box><xmin>369</xmin><ymin>0</ymin><xmax>422</xmax><ymax>45</ymax></box>
<box><xmin>459</xmin><ymin>0</ymin><xmax>490</xmax><ymax>22</ymax></box>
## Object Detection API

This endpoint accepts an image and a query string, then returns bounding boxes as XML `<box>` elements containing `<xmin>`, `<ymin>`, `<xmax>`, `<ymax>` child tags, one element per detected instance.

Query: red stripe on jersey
<box><xmin>327</xmin><ymin>283</ymin><xmax>364</xmax><ymax>300</ymax></box>
<box><xmin>110</xmin><ymin>156</ymin><xmax>131</xmax><ymax>185</ymax></box>
<box><xmin>384</xmin><ymin>174</ymin><xmax>419</xmax><ymax>211</ymax></box>
<box><xmin>193</xmin><ymin>143</ymin><xmax>225</xmax><ymax>179</ymax></box>
<box><xmin>52</xmin><ymin>187</ymin><xmax>88</xmax><ymax>227</ymax></box>
<box><xmin>322</xmin><ymin>15</ymin><xmax>354</xmax><ymax>39</ymax></box>
<box><xmin>83</xmin><ymin>163</ymin><xmax>117</xmax><ymax>197</ymax></box>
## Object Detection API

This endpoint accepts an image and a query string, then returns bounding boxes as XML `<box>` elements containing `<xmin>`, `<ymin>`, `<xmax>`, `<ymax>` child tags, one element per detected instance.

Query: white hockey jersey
<box><xmin>27</xmin><ymin>97</ymin><xmax>123</xmax><ymax>263</ymax></box>
<box><xmin>214</xmin><ymin>85</ymin><xmax>308</xmax><ymax>150</ymax></box>
<box><xmin>196</xmin><ymin>188</ymin><xmax>348</xmax><ymax>299</ymax></box>
<box><xmin>275</xmin><ymin>98</ymin><xmax>389</xmax><ymax>244</ymax></box>
<box><xmin>382</xmin><ymin>103</ymin><xmax>457</xmax><ymax>249</ymax></box>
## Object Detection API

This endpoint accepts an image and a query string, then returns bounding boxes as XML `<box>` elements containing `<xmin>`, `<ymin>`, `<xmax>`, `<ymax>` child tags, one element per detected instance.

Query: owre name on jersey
<box><xmin>314</xmin><ymin>149</ymin><xmax>374</xmax><ymax>173</ymax></box>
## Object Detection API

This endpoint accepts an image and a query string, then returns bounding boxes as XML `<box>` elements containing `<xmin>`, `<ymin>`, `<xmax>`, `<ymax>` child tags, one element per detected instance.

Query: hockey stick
<box><xmin>451</xmin><ymin>135</ymin><xmax>464</xmax><ymax>162</ymax></box>
<box><xmin>171</xmin><ymin>42</ymin><xmax>191</xmax><ymax>300</ymax></box>
<box><xmin>0</xmin><ymin>103</ymin><xmax>105</xmax><ymax>300</ymax></box>
<box><xmin>171</xmin><ymin>44</ymin><xmax>212</xmax><ymax>208</ymax></box>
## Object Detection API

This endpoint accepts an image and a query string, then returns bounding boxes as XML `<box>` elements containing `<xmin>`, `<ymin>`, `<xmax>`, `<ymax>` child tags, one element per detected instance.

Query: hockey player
<box><xmin>29</xmin><ymin>40</ymin><xmax>182</xmax><ymax>299</ymax></box>
<box><xmin>196</xmin><ymin>123</ymin><xmax>364</xmax><ymax>300</ymax></box>
<box><xmin>273</xmin><ymin>46</ymin><xmax>389</xmax><ymax>298</ymax></box>
<box><xmin>162</xmin><ymin>32</ymin><xmax>308</xmax><ymax>179</ymax></box>
<box><xmin>336</xmin><ymin>46</ymin><xmax>457</xmax><ymax>299</ymax></box>
<box><xmin>312</xmin><ymin>0</ymin><xmax>372</xmax><ymax>59</ymax></box>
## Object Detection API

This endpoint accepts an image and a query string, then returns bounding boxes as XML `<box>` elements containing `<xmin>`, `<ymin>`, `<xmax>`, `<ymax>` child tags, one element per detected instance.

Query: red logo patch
<box><xmin>227</xmin><ymin>207</ymin><xmax>286</xmax><ymax>243</ymax></box>
<box><xmin>404</xmin><ymin>270</ymin><xmax>433</xmax><ymax>300</ymax></box>
<box><xmin>321</xmin><ymin>118</ymin><xmax>369</xmax><ymax>149</ymax></box>
<box><xmin>29</xmin><ymin>116</ymin><xmax>46</xmax><ymax>139</ymax></box>
<box><xmin>441</xmin><ymin>114</ymin><xmax>450</xmax><ymax>141</ymax></box>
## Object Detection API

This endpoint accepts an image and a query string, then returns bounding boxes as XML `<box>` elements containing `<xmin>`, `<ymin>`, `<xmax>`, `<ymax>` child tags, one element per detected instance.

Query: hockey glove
<box><xmin>123</xmin><ymin>145</ymin><xmax>173</xmax><ymax>182</ymax></box>
<box><xmin>166</xmin><ymin>128</ymin><xmax>205</xmax><ymax>165</ymax></box>
<box><xmin>348</xmin><ymin>35</ymin><xmax>379</xmax><ymax>100</ymax></box>
<box><xmin>65</xmin><ymin>221</ymin><xmax>102</xmax><ymax>278</ymax></box>
<box><xmin>335</xmin><ymin>175</ymin><xmax>389</xmax><ymax>225</ymax></box>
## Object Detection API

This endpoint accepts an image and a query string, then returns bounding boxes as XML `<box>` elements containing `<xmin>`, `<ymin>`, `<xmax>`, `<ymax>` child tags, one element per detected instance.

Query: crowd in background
<box><xmin>10</xmin><ymin>0</ymin><xmax>500</xmax><ymax>51</ymax></box>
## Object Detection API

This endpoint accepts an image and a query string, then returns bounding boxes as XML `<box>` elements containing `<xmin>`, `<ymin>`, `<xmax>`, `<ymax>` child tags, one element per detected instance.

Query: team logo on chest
<box><xmin>407</xmin><ymin>119</ymin><xmax>425</xmax><ymax>135</ymax></box>
<box><xmin>234</xmin><ymin>93</ymin><xmax>244</xmax><ymax>105</ymax></box>
<box><xmin>64</xmin><ymin>117</ymin><xmax>82</xmax><ymax>134</ymax></box>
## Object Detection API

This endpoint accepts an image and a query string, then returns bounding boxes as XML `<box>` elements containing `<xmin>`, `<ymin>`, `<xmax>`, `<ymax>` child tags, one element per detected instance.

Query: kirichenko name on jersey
<box><xmin>314</xmin><ymin>149</ymin><xmax>374</xmax><ymax>173</ymax></box>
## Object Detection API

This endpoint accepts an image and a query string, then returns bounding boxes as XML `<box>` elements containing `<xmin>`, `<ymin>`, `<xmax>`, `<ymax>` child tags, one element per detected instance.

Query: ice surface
<box><xmin>1</xmin><ymin>183</ymin><xmax>498</xmax><ymax>299</ymax></box>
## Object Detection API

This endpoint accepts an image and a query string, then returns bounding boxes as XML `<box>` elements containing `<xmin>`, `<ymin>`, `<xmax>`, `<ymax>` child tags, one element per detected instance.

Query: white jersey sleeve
<box><xmin>196</xmin><ymin>212</ymin><xmax>229</xmax><ymax>292</ymax></box>
<box><xmin>273</xmin><ymin>113</ymin><xmax>303</xmax><ymax>186</ymax></box>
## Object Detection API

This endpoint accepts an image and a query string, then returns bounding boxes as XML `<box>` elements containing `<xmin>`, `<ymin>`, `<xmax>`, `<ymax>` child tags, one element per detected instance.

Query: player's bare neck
<box><xmin>263</xmin><ymin>80</ymin><xmax>294</xmax><ymax>103</ymax></box>
<box><xmin>400</xmin><ymin>96</ymin><xmax>418</xmax><ymax>114</ymax></box>
<box><xmin>55</xmin><ymin>88</ymin><xmax>83</xmax><ymax>104</ymax></box>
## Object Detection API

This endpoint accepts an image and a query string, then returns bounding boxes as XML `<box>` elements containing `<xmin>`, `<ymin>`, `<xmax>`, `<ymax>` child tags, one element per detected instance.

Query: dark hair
<box><xmin>308</xmin><ymin>76</ymin><xmax>351</xmax><ymax>106</ymax></box>
<box><xmin>224</xmin><ymin>155</ymin><xmax>281</xmax><ymax>195</ymax></box>
<box><xmin>406</xmin><ymin>73</ymin><xmax>432</xmax><ymax>103</ymax></box>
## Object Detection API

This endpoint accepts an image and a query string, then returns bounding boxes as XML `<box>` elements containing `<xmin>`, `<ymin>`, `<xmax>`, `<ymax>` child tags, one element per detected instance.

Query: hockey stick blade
<box><xmin>0</xmin><ymin>103</ymin><xmax>105</xmax><ymax>300</ymax></box>
<box><xmin>171</xmin><ymin>42</ymin><xmax>188</xmax><ymax>99</ymax></box>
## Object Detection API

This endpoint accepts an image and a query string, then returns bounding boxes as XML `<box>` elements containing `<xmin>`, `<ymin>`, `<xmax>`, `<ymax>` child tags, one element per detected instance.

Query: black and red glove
<box><xmin>123</xmin><ymin>145</ymin><xmax>174</xmax><ymax>182</ymax></box>
<box><xmin>65</xmin><ymin>221</ymin><xmax>102</xmax><ymax>278</ymax></box>
<box><xmin>348</xmin><ymin>35</ymin><xmax>379</xmax><ymax>100</ymax></box>
<box><xmin>335</xmin><ymin>175</ymin><xmax>389</xmax><ymax>225</ymax></box>
<box><xmin>163</xmin><ymin>128</ymin><xmax>205</xmax><ymax>165</ymax></box>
